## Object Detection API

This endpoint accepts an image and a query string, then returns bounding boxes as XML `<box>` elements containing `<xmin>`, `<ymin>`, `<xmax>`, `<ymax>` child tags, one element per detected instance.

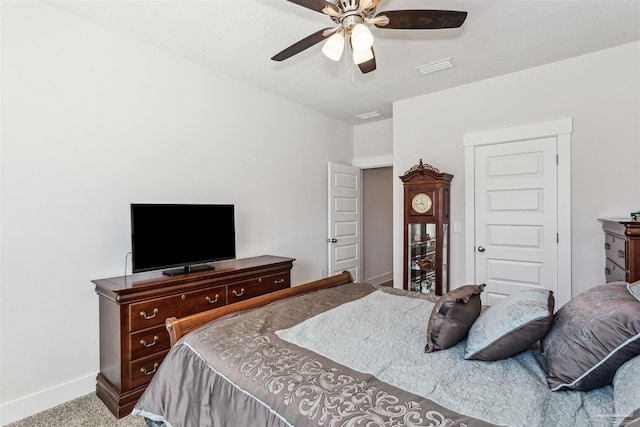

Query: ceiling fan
<box><xmin>271</xmin><ymin>0</ymin><xmax>468</xmax><ymax>74</ymax></box>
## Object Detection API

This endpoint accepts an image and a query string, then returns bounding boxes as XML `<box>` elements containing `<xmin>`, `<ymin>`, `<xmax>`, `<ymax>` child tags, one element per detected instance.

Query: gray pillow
<box><xmin>425</xmin><ymin>284</ymin><xmax>485</xmax><ymax>352</ymax></box>
<box><xmin>465</xmin><ymin>288</ymin><xmax>554</xmax><ymax>361</ymax></box>
<box><xmin>613</xmin><ymin>354</ymin><xmax>640</xmax><ymax>425</ymax></box>
<box><xmin>542</xmin><ymin>281</ymin><xmax>640</xmax><ymax>392</ymax></box>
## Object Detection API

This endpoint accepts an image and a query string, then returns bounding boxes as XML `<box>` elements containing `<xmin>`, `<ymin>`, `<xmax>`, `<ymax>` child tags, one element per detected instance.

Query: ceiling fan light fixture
<box><xmin>351</xmin><ymin>23</ymin><xmax>373</xmax><ymax>52</ymax></box>
<box><xmin>353</xmin><ymin>48</ymin><xmax>374</xmax><ymax>65</ymax></box>
<box><xmin>322</xmin><ymin>32</ymin><xmax>345</xmax><ymax>61</ymax></box>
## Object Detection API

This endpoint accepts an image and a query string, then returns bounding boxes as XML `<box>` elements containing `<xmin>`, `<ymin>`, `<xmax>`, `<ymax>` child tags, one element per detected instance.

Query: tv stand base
<box><xmin>162</xmin><ymin>264</ymin><xmax>214</xmax><ymax>276</ymax></box>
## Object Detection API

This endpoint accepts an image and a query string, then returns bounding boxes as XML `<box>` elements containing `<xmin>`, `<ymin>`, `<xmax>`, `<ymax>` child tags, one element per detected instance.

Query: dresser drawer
<box><xmin>605</xmin><ymin>232</ymin><xmax>627</xmax><ymax>269</ymax></box>
<box><xmin>129</xmin><ymin>350</ymin><xmax>169</xmax><ymax>389</ymax></box>
<box><xmin>605</xmin><ymin>257</ymin><xmax>627</xmax><ymax>283</ymax></box>
<box><xmin>129</xmin><ymin>325</ymin><xmax>170</xmax><ymax>361</ymax></box>
<box><xmin>129</xmin><ymin>285</ymin><xmax>226</xmax><ymax>331</ymax></box>
<box><xmin>227</xmin><ymin>271</ymin><xmax>290</xmax><ymax>304</ymax></box>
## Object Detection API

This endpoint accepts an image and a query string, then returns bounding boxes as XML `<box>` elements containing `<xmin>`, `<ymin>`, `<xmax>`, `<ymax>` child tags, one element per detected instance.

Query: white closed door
<box><xmin>475</xmin><ymin>137</ymin><xmax>558</xmax><ymax>305</ymax></box>
<box><xmin>328</xmin><ymin>162</ymin><xmax>362</xmax><ymax>281</ymax></box>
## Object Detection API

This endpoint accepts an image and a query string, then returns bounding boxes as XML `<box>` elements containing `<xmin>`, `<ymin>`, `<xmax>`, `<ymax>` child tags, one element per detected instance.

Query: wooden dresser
<box><xmin>599</xmin><ymin>219</ymin><xmax>640</xmax><ymax>283</ymax></box>
<box><xmin>93</xmin><ymin>255</ymin><xmax>295</xmax><ymax>418</ymax></box>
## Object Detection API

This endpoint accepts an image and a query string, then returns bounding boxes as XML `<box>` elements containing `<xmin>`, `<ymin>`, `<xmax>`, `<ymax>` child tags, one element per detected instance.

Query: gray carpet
<box><xmin>5</xmin><ymin>393</ymin><xmax>147</xmax><ymax>427</ymax></box>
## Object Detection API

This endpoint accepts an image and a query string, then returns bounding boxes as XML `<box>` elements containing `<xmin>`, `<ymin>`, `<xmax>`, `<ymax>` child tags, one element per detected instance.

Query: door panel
<box><xmin>475</xmin><ymin>137</ymin><xmax>558</xmax><ymax>304</ymax></box>
<box><xmin>328</xmin><ymin>163</ymin><xmax>362</xmax><ymax>280</ymax></box>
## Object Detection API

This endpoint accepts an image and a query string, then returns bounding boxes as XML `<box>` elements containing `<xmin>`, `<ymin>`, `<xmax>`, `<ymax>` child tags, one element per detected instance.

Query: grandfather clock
<box><xmin>400</xmin><ymin>159</ymin><xmax>453</xmax><ymax>295</ymax></box>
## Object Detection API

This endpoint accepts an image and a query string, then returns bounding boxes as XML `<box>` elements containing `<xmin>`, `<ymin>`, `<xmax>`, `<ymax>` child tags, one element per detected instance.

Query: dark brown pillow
<box><xmin>425</xmin><ymin>284</ymin><xmax>485</xmax><ymax>352</ymax></box>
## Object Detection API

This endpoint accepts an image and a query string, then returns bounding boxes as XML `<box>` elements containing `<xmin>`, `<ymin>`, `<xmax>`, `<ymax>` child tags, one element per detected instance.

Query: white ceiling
<box><xmin>46</xmin><ymin>0</ymin><xmax>640</xmax><ymax>124</ymax></box>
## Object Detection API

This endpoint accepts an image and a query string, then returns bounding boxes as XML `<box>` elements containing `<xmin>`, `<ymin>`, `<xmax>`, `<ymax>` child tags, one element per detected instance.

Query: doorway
<box><xmin>362</xmin><ymin>167</ymin><xmax>393</xmax><ymax>286</ymax></box>
<box><xmin>327</xmin><ymin>163</ymin><xmax>393</xmax><ymax>285</ymax></box>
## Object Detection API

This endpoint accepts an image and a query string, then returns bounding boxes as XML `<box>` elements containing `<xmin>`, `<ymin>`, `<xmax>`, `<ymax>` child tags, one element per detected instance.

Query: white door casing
<box><xmin>464</xmin><ymin>118</ymin><xmax>572</xmax><ymax>308</ymax></box>
<box><xmin>328</xmin><ymin>162</ymin><xmax>362</xmax><ymax>281</ymax></box>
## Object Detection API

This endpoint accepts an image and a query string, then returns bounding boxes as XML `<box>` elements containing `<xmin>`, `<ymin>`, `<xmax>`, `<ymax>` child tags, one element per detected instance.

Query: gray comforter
<box><xmin>132</xmin><ymin>283</ymin><xmax>617</xmax><ymax>427</ymax></box>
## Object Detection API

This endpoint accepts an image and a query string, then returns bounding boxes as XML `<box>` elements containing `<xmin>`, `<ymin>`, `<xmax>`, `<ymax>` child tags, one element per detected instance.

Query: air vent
<box><xmin>355</xmin><ymin>110</ymin><xmax>382</xmax><ymax>120</ymax></box>
<box><xmin>415</xmin><ymin>57</ymin><xmax>454</xmax><ymax>75</ymax></box>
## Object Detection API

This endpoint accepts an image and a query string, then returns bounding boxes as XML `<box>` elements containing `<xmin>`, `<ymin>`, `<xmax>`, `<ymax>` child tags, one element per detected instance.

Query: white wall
<box><xmin>393</xmin><ymin>42</ymin><xmax>640</xmax><ymax>298</ymax></box>
<box><xmin>353</xmin><ymin>118</ymin><xmax>393</xmax><ymax>159</ymax></box>
<box><xmin>0</xmin><ymin>2</ymin><xmax>351</xmax><ymax>423</ymax></box>
<box><xmin>352</xmin><ymin>118</ymin><xmax>393</xmax><ymax>167</ymax></box>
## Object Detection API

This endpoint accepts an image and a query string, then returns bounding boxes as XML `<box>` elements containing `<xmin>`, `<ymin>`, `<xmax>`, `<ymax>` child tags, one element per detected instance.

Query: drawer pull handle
<box><xmin>140</xmin><ymin>308</ymin><xmax>159</xmax><ymax>320</ymax></box>
<box><xmin>618</xmin><ymin>249</ymin><xmax>625</xmax><ymax>258</ymax></box>
<box><xmin>232</xmin><ymin>288</ymin><xmax>245</xmax><ymax>297</ymax></box>
<box><xmin>274</xmin><ymin>279</ymin><xmax>285</xmax><ymax>284</ymax></box>
<box><xmin>605</xmin><ymin>267</ymin><xmax>611</xmax><ymax>275</ymax></box>
<box><xmin>206</xmin><ymin>294</ymin><xmax>220</xmax><ymax>304</ymax></box>
<box><xmin>140</xmin><ymin>363</ymin><xmax>159</xmax><ymax>376</ymax></box>
<box><xmin>140</xmin><ymin>336</ymin><xmax>159</xmax><ymax>348</ymax></box>
<box><xmin>605</xmin><ymin>243</ymin><xmax>611</xmax><ymax>250</ymax></box>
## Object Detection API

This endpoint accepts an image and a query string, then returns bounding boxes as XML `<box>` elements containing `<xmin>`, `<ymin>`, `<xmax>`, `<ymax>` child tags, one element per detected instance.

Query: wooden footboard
<box><xmin>165</xmin><ymin>271</ymin><xmax>354</xmax><ymax>346</ymax></box>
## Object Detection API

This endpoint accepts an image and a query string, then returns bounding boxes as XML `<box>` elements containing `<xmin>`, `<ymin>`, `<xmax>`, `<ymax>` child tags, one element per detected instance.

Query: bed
<box><xmin>131</xmin><ymin>272</ymin><xmax>640</xmax><ymax>427</ymax></box>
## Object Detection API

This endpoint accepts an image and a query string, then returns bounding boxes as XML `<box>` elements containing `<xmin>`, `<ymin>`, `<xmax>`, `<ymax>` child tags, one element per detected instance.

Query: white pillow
<box><xmin>628</xmin><ymin>280</ymin><xmax>640</xmax><ymax>302</ymax></box>
<box><xmin>613</xmin><ymin>354</ymin><xmax>640</xmax><ymax>424</ymax></box>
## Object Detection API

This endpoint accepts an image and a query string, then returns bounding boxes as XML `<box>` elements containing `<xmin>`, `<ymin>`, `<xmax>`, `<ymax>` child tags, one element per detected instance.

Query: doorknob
<box><xmin>327</xmin><ymin>238</ymin><xmax>338</xmax><ymax>243</ymax></box>
<box><xmin>477</xmin><ymin>246</ymin><xmax>486</xmax><ymax>252</ymax></box>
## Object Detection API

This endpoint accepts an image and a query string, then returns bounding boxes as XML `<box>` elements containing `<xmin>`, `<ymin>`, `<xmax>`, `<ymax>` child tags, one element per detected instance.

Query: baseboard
<box><xmin>0</xmin><ymin>372</ymin><xmax>96</xmax><ymax>425</ymax></box>
<box><xmin>364</xmin><ymin>271</ymin><xmax>393</xmax><ymax>286</ymax></box>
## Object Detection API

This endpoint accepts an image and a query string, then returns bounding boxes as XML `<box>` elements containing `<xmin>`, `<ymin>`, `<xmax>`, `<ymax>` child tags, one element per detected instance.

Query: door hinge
<box><xmin>557</xmin><ymin>233</ymin><xmax>559</xmax><ymax>243</ymax></box>
<box><xmin>556</xmin><ymin>154</ymin><xmax>559</xmax><ymax>165</ymax></box>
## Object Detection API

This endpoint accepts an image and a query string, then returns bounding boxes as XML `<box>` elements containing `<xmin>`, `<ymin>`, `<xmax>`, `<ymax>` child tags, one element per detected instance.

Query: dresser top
<box><xmin>92</xmin><ymin>255</ymin><xmax>295</xmax><ymax>300</ymax></box>
<box><xmin>598</xmin><ymin>218</ymin><xmax>640</xmax><ymax>226</ymax></box>
<box><xmin>598</xmin><ymin>217</ymin><xmax>640</xmax><ymax>226</ymax></box>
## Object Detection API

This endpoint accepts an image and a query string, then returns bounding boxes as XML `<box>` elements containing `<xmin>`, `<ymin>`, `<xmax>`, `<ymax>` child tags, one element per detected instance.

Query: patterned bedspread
<box><xmin>132</xmin><ymin>283</ymin><xmax>616</xmax><ymax>427</ymax></box>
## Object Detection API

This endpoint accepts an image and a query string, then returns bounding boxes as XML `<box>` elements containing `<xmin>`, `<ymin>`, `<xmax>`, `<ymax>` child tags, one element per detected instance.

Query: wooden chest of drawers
<box><xmin>599</xmin><ymin>219</ymin><xmax>640</xmax><ymax>283</ymax></box>
<box><xmin>93</xmin><ymin>255</ymin><xmax>294</xmax><ymax>418</ymax></box>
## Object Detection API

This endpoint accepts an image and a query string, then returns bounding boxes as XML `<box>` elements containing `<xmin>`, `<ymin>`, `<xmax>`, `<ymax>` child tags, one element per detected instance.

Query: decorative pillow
<box><xmin>613</xmin><ymin>354</ymin><xmax>640</xmax><ymax>425</ymax></box>
<box><xmin>629</xmin><ymin>280</ymin><xmax>640</xmax><ymax>302</ymax></box>
<box><xmin>425</xmin><ymin>284</ymin><xmax>485</xmax><ymax>352</ymax></box>
<box><xmin>541</xmin><ymin>281</ymin><xmax>640</xmax><ymax>392</ymax></box>
<box><xmin>464</xmin><ymin>288</ymin><xmax>554</xmax><ymax>361</ymax></box>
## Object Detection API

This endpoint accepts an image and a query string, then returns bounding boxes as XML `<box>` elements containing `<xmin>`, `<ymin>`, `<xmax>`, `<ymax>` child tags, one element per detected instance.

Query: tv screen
<box><xmin>131</xmin><ymin>204</ymin><xmax>236</xmax><ymax>275</ymax></box>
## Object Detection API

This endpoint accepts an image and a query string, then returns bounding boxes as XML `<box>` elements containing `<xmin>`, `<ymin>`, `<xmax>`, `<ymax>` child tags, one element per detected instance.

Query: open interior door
<box><xmin>328</xmin><ymin>162</ymin><xmax>362</xmax><ymax>281</ymax></box>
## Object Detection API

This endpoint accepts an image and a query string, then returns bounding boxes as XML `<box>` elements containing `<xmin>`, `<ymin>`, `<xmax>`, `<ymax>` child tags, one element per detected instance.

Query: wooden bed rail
<box><xmin>165</xmin><ymin>271</ymin><xmax>354</xmax><ymax>346</ymax></box>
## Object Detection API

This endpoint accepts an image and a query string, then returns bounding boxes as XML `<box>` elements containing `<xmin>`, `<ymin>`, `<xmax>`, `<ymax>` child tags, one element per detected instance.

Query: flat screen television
<box><xmin>131</xmin><ymin>203</ymin><xmax>236</xmax><ymax>276</ymax></box>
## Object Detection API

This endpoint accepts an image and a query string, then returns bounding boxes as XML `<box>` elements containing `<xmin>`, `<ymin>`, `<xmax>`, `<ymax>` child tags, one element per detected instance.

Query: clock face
<box><xmin>411</xmin><ymin>193</ymin><xmax>432</xmax><ymax>214</ymax></box>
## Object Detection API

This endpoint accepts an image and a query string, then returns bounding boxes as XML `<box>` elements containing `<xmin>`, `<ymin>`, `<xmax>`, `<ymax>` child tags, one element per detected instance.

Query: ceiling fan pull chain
<box><xmin>343</xmin><ymin>35</ymin><xmax>349</xmax><ymax>73</ymax></box>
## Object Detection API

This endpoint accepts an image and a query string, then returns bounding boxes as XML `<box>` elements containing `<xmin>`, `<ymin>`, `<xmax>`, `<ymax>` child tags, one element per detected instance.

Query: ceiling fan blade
<box><xmin>357</xmin><ymin>48</ymin><xmax>377</xmax><ymax>74</ymax></box>
<box><xmin>374</xmin><ymin>10</ymin><xmax>467</xmax><ymax>29</ymax></box>
<box><xmin>271</xmin><ymin>28</ymin><xmax>333</xmax><ymax>61</ymax></box>
<box><xmin>286</xmin><ymin>0</ymin><xmax>336</xmax><ymax>14</ymax></box>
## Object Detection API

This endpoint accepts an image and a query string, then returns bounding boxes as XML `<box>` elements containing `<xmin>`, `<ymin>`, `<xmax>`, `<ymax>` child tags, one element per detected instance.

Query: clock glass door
<box><xmin>408</xmin><ymin>223</ymin><xmax>437</xmax><ymax>294</ymax></box>
<box><xmin>442</xmin><ymin>223</ymin><xmax>448</xmax><ymax>293</ymax></box>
